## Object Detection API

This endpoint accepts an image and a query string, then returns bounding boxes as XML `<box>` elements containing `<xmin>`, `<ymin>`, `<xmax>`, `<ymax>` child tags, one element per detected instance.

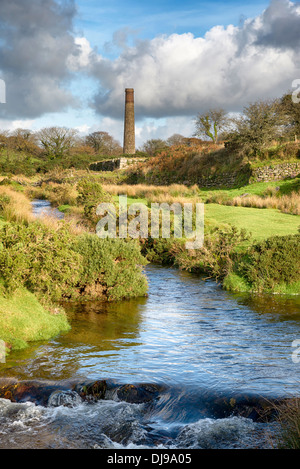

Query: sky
<box><xmin>0</xmin><ymin>0</ymin><xmax>300</xmax><ymax>148</ymax></box>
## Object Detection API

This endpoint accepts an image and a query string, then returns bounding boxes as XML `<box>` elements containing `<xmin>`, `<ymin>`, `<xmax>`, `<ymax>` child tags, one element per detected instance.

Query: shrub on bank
<box><xmin>170</xmin><ymin>225</ymin><xmax>250</xmax><ymax>281</ymax></box>
<box><xmin>76</xmin><ymin>177</ymin><xmax>113</xmax><ymax>224</ymax></box>
<box><xmin>0</xmin><ymin>221</ymin><xmax>83</xmax><ymax>301</ymax></box>
<box><xmin>0</xmin><ymin>219</ymin><xmax>148</xmax><ymax>303</ymax></box>
<box><xmin>237</xmin><ymin>234</ymin><xmax>300</xmax><ymax>293</ymax></box>
<box><xmin>74</xmin><ymin>234</ymin><xmax>148</xmax><ymax>301</ymax></box>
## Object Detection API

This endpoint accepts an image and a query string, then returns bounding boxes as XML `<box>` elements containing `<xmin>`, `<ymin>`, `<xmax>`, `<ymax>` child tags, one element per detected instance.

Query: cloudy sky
<box><xmin>0</xmin><ymin>0</ymin><xmax>300</xmax><ymax>148</ymax></box>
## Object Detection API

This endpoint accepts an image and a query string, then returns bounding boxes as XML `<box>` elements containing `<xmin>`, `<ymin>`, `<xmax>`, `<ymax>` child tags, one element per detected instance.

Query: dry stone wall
<box><xmin>89</xmin><ymin>158</ymin><xmax>300</xmax><ymax>188</ymax></box>
<box><xmin>250</xmin><ymin>162</ymin><xmax>300</xmax><ymax>182</ymax></box>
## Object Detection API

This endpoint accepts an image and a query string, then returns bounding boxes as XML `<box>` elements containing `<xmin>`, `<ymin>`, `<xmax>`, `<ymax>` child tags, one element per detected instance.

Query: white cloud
<box><xmin>89</xmin><ymin>0</ymin><xmax>300</xmax><ymax>119</ymax></box>
<box><xmin>67</xmin><ymin>37</ymin><xmax>93</xmax><ymax>71</ymax></box>
<box><xmin>0</xmin><ymin>0</ymin><xmax>78</xmax><ymax>119</ymax></box>
<box><xmin>0</xmin><ymin>119</ymin><xmax>35</xmax><ymax>131</ymax></box>
<box><xmin>135</xmin><ymin>117</ymin><xmax>195</xmax><ymax>148</ymax></box>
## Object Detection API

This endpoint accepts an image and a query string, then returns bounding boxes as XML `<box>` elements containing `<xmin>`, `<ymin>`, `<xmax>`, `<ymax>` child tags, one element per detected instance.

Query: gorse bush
<box><xmin>170</xmin><ymin>225</ymin><xmax>250</xmax><ymax>280</ymax></box>
<box><xmin>238</xmin><ymin>235</ymin><xmax>300</xmax><ymax>292</ymax></box>
<box><xmin>0</xmin><ymin>220</ymin><xmax>148</xmax><ymax>302</ymax></box>
<box><xmin>77</xmin><ymin>177</ymin><xmax>113</xmax><ymax>224</ymax></box>
<box><xmin>0</xmin><ymin>221</ymin><xmax>83</xmax><ymax>301</ymax></box>
<box><xmin>140</xmin><ymin>237</ymin><xmax>179</xmax><ymax>265</ymax></box>
<box><xmin>74</xmin><ymin>234</ymin><xmax>148</xmax><ymax>301</ymax></box>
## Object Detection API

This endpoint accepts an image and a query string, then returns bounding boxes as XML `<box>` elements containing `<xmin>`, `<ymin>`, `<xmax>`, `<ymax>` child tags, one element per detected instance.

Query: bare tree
<box><xmin>194</xmin><ymin>108</ymin><xmax>229</xmax><ymax>143</ymax></box>
<box><xmin>36</xmin><ymin>127</ymin><xmax>78</xmax><ymax>159</ymax></box>
<box><xmin>85</xmin><ymin>131</ymin><xmax>122</xmax><ymax>155</ymax></box>
<box><xmin>140</xmin><ymin>138</ymin><xmax>167</xmax><ymax>156</ymax></box>
<box><xmin>166</xmin><ymin>134</ymin><xmax>186</xmax><ymax>146</ymax></box>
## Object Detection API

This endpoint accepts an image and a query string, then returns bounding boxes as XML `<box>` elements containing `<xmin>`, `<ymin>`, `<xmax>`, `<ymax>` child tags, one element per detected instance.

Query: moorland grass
<box><xmin>0</xmin><ymin>287</ymin><xmax>70</xmax><ymax>352</ymax></box>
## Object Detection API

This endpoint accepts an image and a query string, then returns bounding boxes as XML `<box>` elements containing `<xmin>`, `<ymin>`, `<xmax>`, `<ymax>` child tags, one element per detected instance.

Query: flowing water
<box><xmin>31</xmin><ymin>199</ymin><xmax>65</xmax><ymax>220</ymax></box>
<box><xmin>0</xmin><ymin>200</ymin><xmax>299</xmax><ymax>449</ymax></box>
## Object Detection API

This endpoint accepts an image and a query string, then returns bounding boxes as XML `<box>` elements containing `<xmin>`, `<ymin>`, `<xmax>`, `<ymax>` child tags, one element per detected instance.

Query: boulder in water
<box><xmin>73</xmin><ymin>380</ymin><xmax>108</xmax><ymax>401</ymax></box>
<box><xmin>116</xmin><ymin>383</ymin><xmax>164</xmax><ymax>404</ymax></box>
<box><xmin>0</xmin><ymin>379</ymin><xmax>70</xmax><ymax>406</ymax></box>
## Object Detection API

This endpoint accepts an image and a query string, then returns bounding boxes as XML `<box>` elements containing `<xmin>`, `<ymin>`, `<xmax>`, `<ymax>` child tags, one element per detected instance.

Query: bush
<box><xmin>0</xmin><ymin>220</ymin><xmax>148</xmax><ymax>302</ymax></box>
<box><xmin>0</xmin><ymin>221</ymin><xmax>83</xmax><ymax>301</ymax></box>
<box><xmin>76</xmin><ymin>177</ymin><xmax>113</xmax><ymax>224</ymax></box>
<box><xmin>238</xmin><ymin>235</ymin><xmax>300</xmax><ymax>292</ymax></box>
<box><xmin>74</xmin><ymin>234</ymin><xmax>148</xmax><ymax>301</ymax></box>
<box><xmin>170</xmin><ymin>225</ymin><xmax>250</xmax><ymax>280</ymax></box>
<box><xmin>141</xmin><ymin>237</ymin><xmax>179</xmax><ymax>264</ymax></box>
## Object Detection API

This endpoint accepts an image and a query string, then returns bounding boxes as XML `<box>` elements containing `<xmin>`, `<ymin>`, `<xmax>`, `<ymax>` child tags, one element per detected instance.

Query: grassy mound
<box><xmin>0</xmin><ymin>287</ymin><xmax>70</xmax><ymax>352</ymax></box>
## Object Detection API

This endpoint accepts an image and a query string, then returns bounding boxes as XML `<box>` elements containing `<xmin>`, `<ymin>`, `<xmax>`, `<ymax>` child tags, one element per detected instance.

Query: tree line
<box><xmin>0</xmin><ymin>129</ymin><xmax>123</xmax><ymax>159</ymax></box>
<box><xmin>193</xmin><ymin>91</ymin><xmax>300</xmax><ymax>155</ymax></box>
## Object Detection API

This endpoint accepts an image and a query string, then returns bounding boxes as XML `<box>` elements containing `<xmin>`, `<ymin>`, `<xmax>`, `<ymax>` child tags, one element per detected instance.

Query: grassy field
<box><xmin>111</xmin><ymin>192</ymin><xmax>300</xmax><ymax>242</ymax></box>
<box><xmin>204</xmin><ymin>203</ymin><xmax>300</xmax><ymax>242</ymax></box>
<box><xmin>198</xmin><ymin>178</ymin><xmax>300</xmax><ymax>200</ymax></box>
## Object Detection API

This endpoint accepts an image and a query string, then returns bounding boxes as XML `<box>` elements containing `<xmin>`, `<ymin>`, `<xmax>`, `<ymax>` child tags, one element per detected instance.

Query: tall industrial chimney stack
<box><xmin>123</xmin><ymin>88</ymin><xmax>135</xmax><ymax>154</ymax></box>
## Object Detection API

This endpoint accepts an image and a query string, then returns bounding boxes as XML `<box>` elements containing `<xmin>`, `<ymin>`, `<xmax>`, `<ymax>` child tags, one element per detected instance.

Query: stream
<box><xmin>0</xmin><ymin>199</ymin><xmax>300</xmax><ymax>449</ymax></box>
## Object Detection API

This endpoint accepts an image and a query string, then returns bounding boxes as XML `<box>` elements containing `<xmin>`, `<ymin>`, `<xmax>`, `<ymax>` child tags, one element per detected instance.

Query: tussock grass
<box><xmin>103</xmin><ymin>183</ymin><xmax>201</xmax><ymax>206</ymax></box>
<box><xmin>0</xmin><ymin>185</ymin><xmax>88</xmax><ymax>236</ymax></box>
<box><xmin>103</xmin><ymin>181</ymin><xmax>300</xmax><ymax>215</ymax></box>
<box><xmin>0</xmin><ymin>186</ymin><xmax>35</xmax><ymax>224</ymax></box>
<box><xmin>37</xmin><ymin>212</ymin><xmax>88</xmax><ymax>236</ymax></box>
<box><xmin>26</xmin><ymin>181</ymin><xmax>78</xmax><ymax>207</ymax></box>
<box><xmin>273</xmin><ymin>398</ymin><xmax>300</xmax><ymax>449</ymax></box>
<box><xmin>103</xmin><ymin>182</ymin><xmax>199</xmax><ymax>197</ymax></box>
<box><xmin>211</xmin><ymin>191</ymin><xmax>300</xmax><ymax>215</ymax></box>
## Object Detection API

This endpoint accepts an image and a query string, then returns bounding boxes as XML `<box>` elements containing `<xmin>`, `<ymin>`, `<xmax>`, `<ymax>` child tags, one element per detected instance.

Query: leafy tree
<box><xmin>194</xmin><ymin>108</ymin><xmax>228</xmax><ymax>143</ymax></box>
<box><xmin>0</xmin><ymin>129</ymin><xmax>41</xmax><ymax>156</ymax></box>
<box><xmin>36</xmin><ymin>126</ymin><xmax>78</xmax><ymax>159</ymax></box>
<box><xmin>280</xmin><ymin>92</ymin><xmax>300</xmax><ymax>141</ymax></box>
<box><xmin>225</xmin><ymin>99</ymin><xmax>285</xmax><ymax>155</ymax></box>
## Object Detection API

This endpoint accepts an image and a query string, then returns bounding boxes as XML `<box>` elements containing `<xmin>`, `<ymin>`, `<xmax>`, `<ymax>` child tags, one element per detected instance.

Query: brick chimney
<box><xmin>123</xmin><ymin>88</ymin><xmax>135</xmax><ymax>154</ymax></box>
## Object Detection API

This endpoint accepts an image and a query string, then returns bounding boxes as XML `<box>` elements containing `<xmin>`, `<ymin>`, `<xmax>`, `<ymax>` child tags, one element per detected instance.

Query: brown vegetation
<box><xmin>206</xmin><ymin>190</ymin><xmax>300</xmax><ymax>215</ymax></box>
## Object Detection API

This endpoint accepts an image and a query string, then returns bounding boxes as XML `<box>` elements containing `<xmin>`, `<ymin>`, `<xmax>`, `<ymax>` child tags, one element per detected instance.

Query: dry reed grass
<box><xmin>0</xmin><ymin>185</ymin><xmax>88</xmax><ymax>235</ymax></box>
<box><xmin>272</xmin><ymin>398</ymin><xmax>300</xmax><ymax>449</ymax></box>
<box><xmin>0</xmin><ymin>186</ymin><xmax>35</xmax><ymax>224</ymax></box>
<box><xmin>25</xmin><ymin>182</ymin><xmax>78</xmax><ymax>207</ymax></box>
<box><xmin>41</xmin><ymin>213</ymin><xmax>88</xmax><ymax>236</ymax></box>
<box><xmin>102</xmin><ymin>183</ymin><xmax>201</xmax><ymax>205</ymax></box>
<box><xmin>230</xmin><ymin>192</ymin><xmax>300</xmax><ymax>215</ymax></box>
